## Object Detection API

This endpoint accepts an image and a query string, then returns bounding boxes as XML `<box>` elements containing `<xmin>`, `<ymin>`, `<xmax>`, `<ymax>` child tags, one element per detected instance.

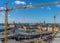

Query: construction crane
<box><xmin>53</xmin><ymin>12</ymin><xmax>60</xmax><ymax>33</ymax></box>
<box><xmin>40</xmin><ymin>24</ymin><xmax>43</xmax><ymax>43</ymax></box>
<box><xmin>0</xmin><ymin>1</ymin><xmax>60</xmax><ymax>43</ymax></box>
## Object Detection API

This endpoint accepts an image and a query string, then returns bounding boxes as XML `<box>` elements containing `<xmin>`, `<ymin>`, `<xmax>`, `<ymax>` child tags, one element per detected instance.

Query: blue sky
<box><xmin>0</xmin><ymin>0</ymin><xmax>60</xmax><ymax>23</ymax></box>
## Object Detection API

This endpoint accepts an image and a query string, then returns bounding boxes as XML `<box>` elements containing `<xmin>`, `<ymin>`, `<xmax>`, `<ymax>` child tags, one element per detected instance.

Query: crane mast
<box><xmin>4</xmin><ymin>2</ymin><xmax>8</xmax><ymax>43</ymax></box>
<box><xmin>54</xmin><ymin>16</ymin><xmax>56</xmax><ymax>33</ymax></box>
<box><xmin>53</xmin><ymin>12</ymin><xmax>60</xmax><ymax>33</ymax></box>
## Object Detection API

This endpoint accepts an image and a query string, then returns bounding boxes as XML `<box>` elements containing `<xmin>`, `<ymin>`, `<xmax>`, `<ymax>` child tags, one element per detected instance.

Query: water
<box><xmin>0</xmin><ymin>25</ymin><xmax>4</xmax><ymax>29</ymax></box>
<box><xmin>53</xmin><ymin>31</ymin><xmax>60</xmax><ymax>43</ymax></box>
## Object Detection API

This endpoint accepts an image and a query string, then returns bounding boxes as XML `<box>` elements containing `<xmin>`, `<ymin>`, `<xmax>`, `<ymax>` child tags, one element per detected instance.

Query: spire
<box><xmin>44</xmin><ymin>20</ymin><xmax>46</xmax><ymax>25</ymax></box>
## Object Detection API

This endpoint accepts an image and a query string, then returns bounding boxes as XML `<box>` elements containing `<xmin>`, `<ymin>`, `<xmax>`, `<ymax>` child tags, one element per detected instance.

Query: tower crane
<box><xmin>53</xmin><ymin>12</ymin><xmax>60</xmax><ymax>33</ymax></box>
<box><xmin>0</xmin><ymin>1</ymin><xmax>60</xmax><ymax>43</ymax></box>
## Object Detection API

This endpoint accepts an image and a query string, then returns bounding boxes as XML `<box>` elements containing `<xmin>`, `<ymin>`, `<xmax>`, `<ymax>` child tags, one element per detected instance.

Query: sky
<box><xmin>0</xmin><ymin>0</ymin><xmax>60</xmax><ymax>23</ymax></box>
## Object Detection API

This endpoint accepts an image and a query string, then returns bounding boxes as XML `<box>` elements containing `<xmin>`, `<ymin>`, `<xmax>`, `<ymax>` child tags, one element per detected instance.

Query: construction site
<box><xmin>0</xmin><ymin>0</ymin><xmax>60</xmax><ymax>43</ymax></box>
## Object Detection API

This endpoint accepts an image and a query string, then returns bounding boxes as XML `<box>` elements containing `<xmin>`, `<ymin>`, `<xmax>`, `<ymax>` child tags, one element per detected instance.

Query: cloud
<box><xmin>27</xmin><ymin>5</ymin><xmax>33</xmax><ymax>8</ymax></box>
<box><xmin>26</xmin><ymin>3</ymin><xmax>34</xmax><ymax>8</ymax></box>
<box><xmin>0</xmin><ymin>12</ymin><xmax>4</xmax><ymax>15</ymax></box>
<box><xmin>0</xmin><ymin>12</ymin><xmax>10</xmax><ymax>17</ymax></box>
<box><xmin>29</xmin><ymin>2</ymin><xmax>32</xmax><ymax>5</ymax></box>
<box><xmin>14</xmin><ymin>0</ymin><xmax>26</xmax><ymax>5</ymax></box>
<box><xmin>41</xmin><ymin>6</ymin><xmax>51</xmax><ymax>10</ymax></box>
<box><xmin>0</xmin><ymin>7</ymin><xmax>10</xmax><ymax>17</ymax></box>
<box><xmin>0</xmin><ymin>7</ymin><xmax>6</xmax><ymax>10</ymax></box>
<box><xmin>56</xmin><ymin>4</ymin><xmax>60</xmax><ymax>8</ymax></box>
<box><xmin>55</xmin><ymin>2</ymin><xmax>59</xmax><ymax>4</ymax></box>
<box><xmin>41</xmin><ymin>7</ymin><xmax>44</xmax><ymax>9</ymax></box>
<box><xmin>47</xmin><ymin>6</ymin><xmax>51</xmax><ymax>10</ymax></box>
<box><xmin>8</xmin><ymin>15</ymin><xmax>10</xmax><ymax>17</ymax></box>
